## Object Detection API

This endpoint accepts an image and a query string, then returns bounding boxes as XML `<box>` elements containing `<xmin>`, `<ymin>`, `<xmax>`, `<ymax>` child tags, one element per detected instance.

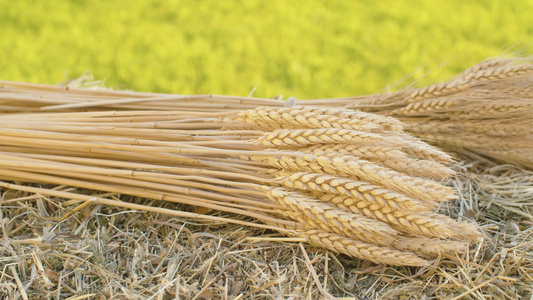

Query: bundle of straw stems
<box><xmin>0</xmin><ymin>81</ymin><xmax>482</xmax><ymax>266</ymax></box>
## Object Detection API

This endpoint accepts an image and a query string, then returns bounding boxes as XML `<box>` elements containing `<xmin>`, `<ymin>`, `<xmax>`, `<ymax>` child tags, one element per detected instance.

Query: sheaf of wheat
<box><xmin>0</xmin><ymin>80</ymin><xmax>483</xmax><ymax>266</ymax></box>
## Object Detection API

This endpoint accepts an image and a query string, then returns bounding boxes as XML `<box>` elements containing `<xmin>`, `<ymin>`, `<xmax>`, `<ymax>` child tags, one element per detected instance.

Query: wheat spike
<box><xmin>392</xmin><ymin>98</ymin><xmax>456</xmax><ymax>116</ymax></box>
<box><xmin>406</xmin><ymin>79</ymin><xmax>468</xmax><ymax>103</ymax></box>
<box><xmin>410</xmin><ymin>132</ymin><xmax>533</xmax><ymax>157</ymax></box>
<box><xmin>305</xmin><ymin>143</ymin><xmax>407</xmax><ymax>159</ymax></box>
<box><xmin>319</xmin><ymin>191</ymin><xmax>481</xmax><ymax>240</ymax></box>
<box><xmin>233</xmin><ymin>106</ymin><xmax>382</xmax><ymax>131</ymax></box>
<box><xmin>426</xmin><ymin>212</ymin><xmax>483</xmax><ymax>241</ymax></box>
<box><xmin>365</xmin><ymin>156</ymin><xmax>454</xmax><ymax>179</ymax></box>
<box><xmin>307</xmin><ymin>142</ymin><xmax>453</xmax><ymax>178</ymax></box>
<box><xmin>225</xmin><ymin>105</ymin><xmax>404</xmax><ymax>132</ymax></box>
<box><xmin>277</xmin><ymin>172</ymin><xmax>433</xmax><ymax>211</ymax></box>
<box><xmin>263</xmin><ymin>187</ymin><xmax>397</xmax><ymax>246</ymax></box>
<box><xmin>386</xmin><ymin>134</ymin><xmax>454</xmax><ymax>162</ymax></box>
<box><xmin>252</xmin><ymin>128</ymin><xmax>384</xmax><ymax>147</ymax></box>
<box><xmin>402</xmin><ymin>64</ymin><xmax>533</xmax><ymax>104</ymax></box>
<box><xmin>315</xmin><ymin>193</ymin><xmax>461</xmax><ymax>238</ymax></box>
<box><xmin>461</xmin><ymin>58</ymin><xmax>513</xmax><ymax>75</ymax></box>
<box><xmin>408</xmin><ymin>119</ymin><xmax>533</xmax><ymax>138</ymax></box>
<box><xmin>461</xmin><ymin>64</ymin><xmax>533</xmax><ymax>83</ymax></box>
<box><xmin>303</xmin><ymin>230</ymin><xmax>429</xmax><ymax>266</ymax></box>
<box><xmin>481</xmin><ymin>148</ymin><xmax>533</xmax><ymax>169</ymax></box>
<box><xmin>303</xmin><ymin>106</ymin><xmax>404</xmax><ymax>131</ymax></box>
<box><xmin>393</xmin><ymin>236</ymin><xmax>469</xmax><ymax>258</ymax></box>
<box><xmin>457</xmin><ymin>100</ymin><xmax>533</xmax><ymax>119</ymax></box>
<box><xmin>392</xmin><ymin>89</ymin><xmax>533</xmax><ymax>119</ymax></box>
<box><xmin>281</xmin><ymin>106</ymin><xmax>405</xmax><ymax>131</ymax></box>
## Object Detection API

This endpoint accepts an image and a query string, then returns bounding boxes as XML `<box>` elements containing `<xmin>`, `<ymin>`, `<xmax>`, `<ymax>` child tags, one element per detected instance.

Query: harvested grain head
<box><xmin>277</xmin><ymin>171</ymin><xmax>436</xmax><ymax>211</ymax></box>
<box><xmin>316</xmin><ymin>192</ymin><xmax>460</xmax><ymax>238</ymax></box>
<box><xmin>252</xmin><ymin>128</ymin><xmax>385</xmax><ymax>148</ymax></box>
<box><xmin>303</xmin><ymin>230</ymin><xmax>430</xmax><ymax>266</ymax></box>
<box><xmin>262</xmin><ymin>187</ymin><xmax>398</xmax><ymax>246</ymax></box>
<box><xmin>230</xmin><ymin>106</ymin><xmax>404</xmax><ymax>132</ymax></box>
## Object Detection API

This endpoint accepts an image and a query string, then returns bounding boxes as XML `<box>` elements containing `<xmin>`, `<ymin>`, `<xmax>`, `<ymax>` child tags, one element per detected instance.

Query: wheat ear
<box><xmin>461</xmin><ymin>64</ymin><xmax>533</xmax><ymax>83</ymax></box>
<box><xmin>386</xmin><ymin>135</ymin><xmax>454</xmax><ymax>162</ymax></box>
<box><xmin>252</xmin><ymin>128</ymin><xmax>384</xmax><ymax>147</ymax></box>
<box><xmin>393</xmin><ymin>236</ymin><xmax>470</xmax><ymax>258</ymax></box>
<box><xmin>262</xmin><ymin>187</ymin><xmax>397</xmax><ymax>246</ymax></box>
<box><xmin>277</xmin><ymin>172</ymin><xmax>433</xmax><ymax>211</ymax></box>
<box><xmin>305</xmin><ymin>143</ymin><xmax>407</xmax><ymax>159</ymax></box>
<box><xmin>461</xmin><ymin>58</ymin><xmax>513</xmax><ymax>75</ymax></box>
<box><xmin>241</xmin><ymin>106</ymin><xmax>404</xmax><ymax>131</ymax></box>
<box><xmin>392</xmin><ymin>98</ymin><xmax>456</xmax><ymax>116</ymax></box>
<box><xmin>315</xmin><ymin>193</ymin><xmax>460</xmax><ymax>238</ymax></box>
<box><xmin>401</xmin><ymin>64</ymin><xmax>533</xmax><ymax>104</ymax></box>
<box><xmin>365</xmin><ymin>156</ymin><xmax>454</xmax><ymax>179</ymax></box>
<box><xmin>229</xmin><ymin>106</ymin><xmax>384</xmax><ymax>131</ymax></box>
<box><xmin>405</xmin><ymin>79</ymin><xmax>468</xmax><ymax>103</ymax></box>
<box><xmin>303</xmin><ymin>230</ymin><xmax>429</xmax><ymax>266</ymax></box>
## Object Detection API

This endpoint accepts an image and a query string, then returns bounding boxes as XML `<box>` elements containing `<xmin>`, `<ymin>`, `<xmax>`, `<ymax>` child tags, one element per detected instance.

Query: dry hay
<box><xmin>1</xmin><ymin>57</ymin><xmax>533</xmax><ymax>298</ymax></box>
<box><xmin>1</xmin><ymin>164</ymin><xmax>532</xmax><ymax>299</ymax></box>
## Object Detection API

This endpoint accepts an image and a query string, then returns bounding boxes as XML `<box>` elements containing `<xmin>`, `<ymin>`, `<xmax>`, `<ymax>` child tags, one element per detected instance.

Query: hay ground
<box><xmin>1</xmin><ymin>160</ymin><xmax>532</xmax><ymax>299</ymax></box>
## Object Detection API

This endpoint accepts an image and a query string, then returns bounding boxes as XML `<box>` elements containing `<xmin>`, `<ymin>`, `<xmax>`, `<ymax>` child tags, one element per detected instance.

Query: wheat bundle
<box><xmin>306</xmin><ymin>57</ymin><xmax>533</xmax><ymax>169</ymax></box>
<box><xmin>0</xmin><ymin>82</ymin><xmax>481</xmax><ymax>266</ymax></box>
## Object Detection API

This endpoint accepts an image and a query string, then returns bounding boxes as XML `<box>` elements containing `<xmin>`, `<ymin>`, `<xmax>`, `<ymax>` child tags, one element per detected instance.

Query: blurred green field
<box><xmin>1</xmin><ymin>0</ymin><xmax>532</xmax><ymax>99</ymax></box>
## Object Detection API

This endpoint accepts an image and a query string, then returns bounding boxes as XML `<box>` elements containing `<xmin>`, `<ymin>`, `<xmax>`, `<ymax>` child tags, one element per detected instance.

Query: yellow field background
<box><xmin>1</xmin><ymin>0</ymin><xmax>532</xmax><ymax>99</ymax></box>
